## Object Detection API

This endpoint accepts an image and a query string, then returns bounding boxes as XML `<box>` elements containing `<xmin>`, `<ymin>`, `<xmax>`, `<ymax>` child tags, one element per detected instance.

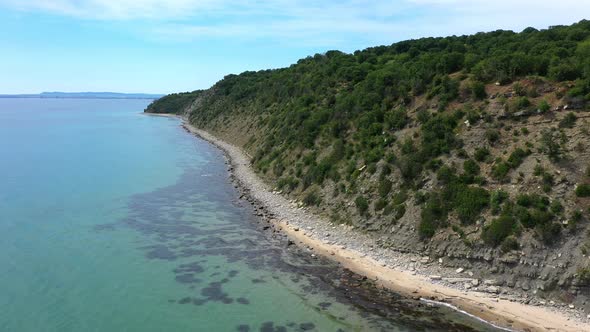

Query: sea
<box><xmin>0</xmin><ymin>98</ymin><xmax>503</xmax><ymax>331</ymax></box>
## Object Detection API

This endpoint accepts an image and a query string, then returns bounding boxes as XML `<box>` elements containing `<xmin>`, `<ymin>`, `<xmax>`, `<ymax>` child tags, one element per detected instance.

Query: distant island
<box><xmin>0</xmin><ymin>92</ymin><xmax>164</xmax><ymax>99</ymax></box>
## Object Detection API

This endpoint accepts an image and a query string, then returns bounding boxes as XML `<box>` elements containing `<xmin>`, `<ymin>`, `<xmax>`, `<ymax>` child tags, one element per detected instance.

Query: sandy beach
<box><xmin>178</xmin><ymin>118</ymin><xmax>590</xmax><ymax>332</ymax></box>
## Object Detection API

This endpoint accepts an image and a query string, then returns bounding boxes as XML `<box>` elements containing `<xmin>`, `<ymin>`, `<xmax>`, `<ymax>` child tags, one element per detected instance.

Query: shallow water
<box><xmin>0</xmin><ymin>98</ymin><xmax>502</xmax><ymax>331</ymax></box>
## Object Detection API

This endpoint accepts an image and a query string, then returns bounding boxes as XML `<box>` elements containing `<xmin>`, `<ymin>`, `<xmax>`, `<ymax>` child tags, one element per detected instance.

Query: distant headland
<box><xmin>0</xmin><ymin>92</ymin><xmax>164</xmax><ymax>100</ymax></box>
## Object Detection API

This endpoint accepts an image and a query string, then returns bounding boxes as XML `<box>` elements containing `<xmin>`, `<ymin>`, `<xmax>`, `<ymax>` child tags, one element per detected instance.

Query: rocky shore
<box><xmin>179</xmin><ymin>119</ymin><xmax>590</xmax><ymax>332</ymax></box>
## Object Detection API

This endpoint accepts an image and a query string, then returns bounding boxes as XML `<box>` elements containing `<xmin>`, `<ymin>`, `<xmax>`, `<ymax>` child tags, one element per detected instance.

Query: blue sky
<box><xmin>0</xmin><ymin>0</ymin><xmax>589</xmax><ymax>94</ymax></box>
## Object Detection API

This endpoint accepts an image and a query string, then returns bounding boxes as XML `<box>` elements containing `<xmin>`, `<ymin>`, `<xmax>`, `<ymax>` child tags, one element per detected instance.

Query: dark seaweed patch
<box><xmin>251</xmin><ymin>278</ymin><xmax>266</xmax><ymax>284</ymax></box>
<box><xmin>298</xmin><ymin>322</ymin><xmax>315</xmax><ymax>331</ymax></box>
<box><xmin>174</xmin><ymin>262</ymin><xmax>204</xmax><ymax>274</ymax></box>
<box><xmin>260</xmin><ymin>322</ymin><xmax>286</xmax><ymax>332</ymax></box>
<box><xmin>236</xmin><ymin>325</ymin><xmax>250</xmax><ymax>332</ymax></box>
<box><xmin>236</xmin><ymin>297</ymin><xmax>250</xmax><ymax>305</ymax></box>
<box><xmin>190</xmin><ymin>281</ymin><xmax>234</xmax><ymax>305</ymax></box>
<box><xmin>175</xmin><ymin>274</ymin><xmax>201</xmax><ymax>284</ymax></box>
<box><xmin>144</xmin><ymin>244</ymin><xmax>177</xmax><ymax>260</ymax></box>
<box><xmin>178</xmin><ymin>297</ymin><xmax>192</xmax><ymax>304</ymax></box>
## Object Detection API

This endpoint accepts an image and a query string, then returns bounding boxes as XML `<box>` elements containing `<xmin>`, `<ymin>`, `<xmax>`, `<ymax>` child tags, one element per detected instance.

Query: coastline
<box><xmin>171</xmin><ymin>115</ymin><xmax>590</xmax><ymax>332</ymax></box>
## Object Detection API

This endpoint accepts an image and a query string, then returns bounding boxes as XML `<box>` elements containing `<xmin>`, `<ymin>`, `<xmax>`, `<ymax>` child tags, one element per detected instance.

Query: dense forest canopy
<box><xmin>146</xmin><ymin>91</ymin><xmax>202</xmax><ymax>114</ymax></box>
<box><xmin>149</xmin><ymin>20</ymin><xmax>590</xmax><ymax>118</ymax></box>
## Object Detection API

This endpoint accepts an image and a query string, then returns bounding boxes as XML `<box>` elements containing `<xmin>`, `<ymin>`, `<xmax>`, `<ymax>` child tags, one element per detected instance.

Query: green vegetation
<box><xmin>576</xmin><ymin>184</ymin><xmax>590</xmax><ymax>197</ymax></box>
<box><xmin>538</xmin><ymin>100</ymin><xmax>551</xmax><ymax>113</ymax></box>
<box><xmin>490</xmin><ymin>148</ymin><xmax>530</xmax><ymax>182</ymax></box>
<box><xmin>355</xmin><ymin>196</ymin><xmax>369</xmax><ymax>215</ymax></box>
<box><xmin>474</xmin><ymin>147</ymin><xmax>490</xmax><ymax>162</ymax></box>
<box><xmin>539</xmin><ymin>129</ymin><xmax>565</xmax><ymax>161</ymax></box>
<box><xmin>145</xmin><ymin>91</ymin><xmax>202</xmax><ymax>114</ymax></box>
<box><xmin>419</xmin><ymin>166</ymin><xmax>490</xmax><ymax>237</ymax></box>
<box><xmin>146</xmin><ymin>20</ymin><xmax>590</xmax><ymax>246</ymax></box>
<box><xmin>303</xmin><ymin>190</ymin><xmax>322</xmax><ymax>206</ymax></box>
<box><xmin>577</xmin><ymin>266</ymin><xmax>590</xmax><ymax>286</ymax></box>
<box><xmin>501</xmin><ymin>236</ymin><xmax>519</xmax><ymax>253</ymax></box>
<box><xmin>483</xmin><ymin>212</ymin><xmax>517</xmax><ymax>246</ymax></box>
<box><xmin>559</xmin><ymin>112</ymin><xmax>578</xmax><ymax>128</ymax></box>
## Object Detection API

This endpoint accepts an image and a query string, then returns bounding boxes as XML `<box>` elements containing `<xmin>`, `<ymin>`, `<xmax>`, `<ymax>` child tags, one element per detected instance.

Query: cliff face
<box><xmin>146</xmin><ymin>21</ymin><xmax>590</xmax><ymax>309</ymax></box>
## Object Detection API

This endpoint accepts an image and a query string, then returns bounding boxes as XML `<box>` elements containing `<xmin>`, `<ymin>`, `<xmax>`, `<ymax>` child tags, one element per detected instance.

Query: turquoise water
<box><xmin>0</xmin><ymin>99</ymin><xmax>500</xmax><ymax>331</ymax></box>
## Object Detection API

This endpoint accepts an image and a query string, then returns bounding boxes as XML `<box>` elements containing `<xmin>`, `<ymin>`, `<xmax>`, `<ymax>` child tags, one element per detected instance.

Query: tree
<box><xmin>539</xmin><ymin>129</ymin><xmax>564</xmax><ymax>161</ymax></box>
<box><xmin>471</xmin><ymin>81</ymin><xmax>487</xmax><ymax>99</ymax></box>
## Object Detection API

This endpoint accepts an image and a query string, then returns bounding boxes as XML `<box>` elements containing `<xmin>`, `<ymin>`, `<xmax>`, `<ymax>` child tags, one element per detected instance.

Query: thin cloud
<box><xmin>1</xmin><ymin>0</ymin><xmax>589</xmax><ymax>47</ymax></box>
<box><xmin>1</xmin><ymin>0</ymin><xmax>223</xmax><ymax>19</ymax></box>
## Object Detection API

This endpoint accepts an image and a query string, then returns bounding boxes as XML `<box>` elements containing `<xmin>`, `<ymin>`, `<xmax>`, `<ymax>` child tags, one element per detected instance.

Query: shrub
<box><xmin>559</xmin><ymin>112</ymin><xmax>577</xmax><ymax>128</ymax></box>
<box><xmin>513</xmin><ymin>82</ymin><xmax>525</xmax><ymax>96</ymax></box>
<box><xmin>426</xmin><ymin>158</ymin><xmax>443</xmax><ymax>170</ymax></box>
<box><xmin>501</xmin><ymin>236</ymin><xmax>519</xmax><ymax>253</ymax></box>
<box><xmin>355</xmin><ymin>196</ymin><xmax>369</xmax><ymax>215</ymax></box>
<box><xmin>492</xmin><ymin>161</ymin><xmax>511</xmax><ymax>180</ymax></box>
<box><xmin>576</xmin><ymin>184</ymin><xmax>590</xmax><ymax>197</ymax></box>
<box><xmin>516</xmin><ymin>97</ymin><xmax>531</xmax><ymax>109</ymax></box>
<box><xmin>437</xmin><ymin>165</ymin><xmax>456</xmax><ymax>184</ymax></box>
<box><xmin>397</xmin><ymin>155</ymin><xmax>423</xmax><ymax>182</ymax></box>
<box><xmin>516</xmin><ymin>193</ymin><xmax>549</xmax><ymax>210</ymax></box>
<box><xmin>542</xmin><ymin>173</ymin><xmax>554</xmax><ymax>192</ymax></box>
<box><xmin>378</xmin><ymin>179</ymin><xmax>393</xmax><ymax>197</ymax></box>
<box><xmin>463</xmin><ymin>159</ymin><xmax>480</xmax><ymax>176</ymax></box>
<box><xmin>514</xmin><ymin>206</ymin><xmax>533</xmax><ymax>227</ymax></box>
<box><xmin>277</xmin><ymin>176</ymin><xmax>299</xmax><ymax>191</ymax></box>
<box><xmin>374</xmin><ymin>198</ymin><xmax>387</xmax><ymax>211</ymax></box>
<box><xmin>533</xmin><ymin>164</ymin><xmax>544</xmax><ymax>176</ymax></box>
<box><xmin>485</xmin><ymin>129</ymin><xmax>500</xmax><ymax>144</ymax></box>
<box><xmin>419</xmin><ymin>194</ymin><xmax>447</xmax><ymax>238</ymax></box>
<box><xmin>380</xmin><ymin>164</ymin><xmax>391</xmax><ymax>178</ymax></box>
<box><xmin>492</xmin><ymin>148</ymin><xmax>530</xmax><ymax>180</ymax></box>
<box><xmin>303</xmin><ymin>190</ymin><xmax>322</xmax><ymax>206</ymax></box>
<box><xmin>455</xmin><ymin>186</ymin><xmax>490</xmax><ymax>224</ymax></box>
<box><xmin>474</xmin><ymin>147</ymin><xmax>490</xmax><ymax>162</ymax></box>
<box><xmin>577</xmin><ymin>267</ymin><xmax>590</xmax><ymax>286</ymax></box>
<box><xmin>471</xmin><ymin>81</ymin><xmax>487</xmax><ymax>99</ymax></box>
<box><xmin>482</xmin><ymin>214</ymin><xmax>516</xmax><ymax>246</ymax></box>
<box><xmin>490</xmin><ymin>190</ymin><xmax>509</xmax><ymax>215</ymax></box>
<box><xmin>394</xmin><ymin>204</ymin><xmax>407</xmax><ymax>220</ymax></box>
<box><xmin>392</xmin><ymin>191</ymin><xmax>408</xmax><ymax>205</ymax></box>
<box><xmin>550</xmin><ymin>200</ymin><xmax>564</xmax><ymax>215</ymax></box>
<box><xmin>420</xmin><ymin>113</ymin><xmax>461</xmax><ymax>158</ymax></box>
<box><xmin>530</xmin><ymin>209</ymin><xmax>554</xmax><ymax>226</ymax></box>
<box><xmin>417</xmin><ymin>109</ymin><xmax>430</xmax><ymax>124</ymax></box>
<box><xmin>538</xmin><ymin>100</ymin><xmax>551</xmax><ymax>113</ymax></box>
<box><xmin>507</xmin><ymin>148</ymin><xmax>529</xmax><ymax>168</ymax></box>
<box><xmin>457</xmin><ymin>148</ymin><xmax>469</xmax><ymax>158</ymax></box>
<box><xmin>386</xmin><ymin>107</ymin><xmax>409</xmax><ymax>130</ymax></box>
<box><xmin>383</xmin><ymin>204</ymin><xmax>394</xmax><ymax>215</ymax></box>
<box><xmin>415</xmin><ymin>191</ymin><xmax>428</xmax><ymax>205</ymax></box>
<box><xmin>536</xmin><ymin>222</ymin><xmax>561</xmax><ymax>244</ymax></box>
<box><xmin>571</xmin><ymin>210</ymin><xmax>583</xmax><ymax>224</ymax></box>
<box><xmin>539</xmin><ymin>129</ymin><xmax>564</xmax><ymax>161</ymax></box>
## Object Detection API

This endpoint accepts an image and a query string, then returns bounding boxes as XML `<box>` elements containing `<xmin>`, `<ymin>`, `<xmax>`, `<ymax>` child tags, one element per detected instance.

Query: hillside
<box><xmin>147</xmin><ymin>21</ymin><xmax>590</xmax><ymax>310</ymax></box>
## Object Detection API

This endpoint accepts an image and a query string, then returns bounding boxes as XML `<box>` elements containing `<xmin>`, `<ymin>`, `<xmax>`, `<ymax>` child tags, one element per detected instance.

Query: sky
<box><xmin>0</xmin><ymin>1</ymin><xmax>589</xmax><ymax>94</ymax></box>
